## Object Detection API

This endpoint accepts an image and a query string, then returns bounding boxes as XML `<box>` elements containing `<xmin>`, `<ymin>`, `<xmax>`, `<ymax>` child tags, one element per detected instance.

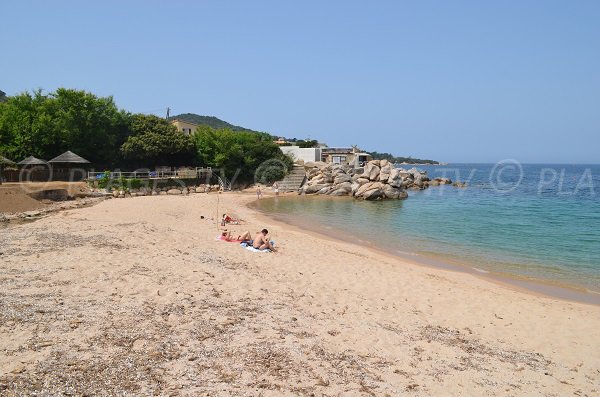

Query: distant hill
<box><xmin>169</xmin><ymin>113</ymin><xmax>259</xmax><ymax>133</ymax></box>
<box><xmin>369</xmin><ymin>151</ymin><xmax>439</xmax><ymax>165</ymax></box>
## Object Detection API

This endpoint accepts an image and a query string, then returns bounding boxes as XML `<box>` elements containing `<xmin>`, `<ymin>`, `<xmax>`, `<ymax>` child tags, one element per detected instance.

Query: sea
<box><xmin>253</xmin><ymin>163</ymin><xmax>600</xmax><ymax>301</ymax></box>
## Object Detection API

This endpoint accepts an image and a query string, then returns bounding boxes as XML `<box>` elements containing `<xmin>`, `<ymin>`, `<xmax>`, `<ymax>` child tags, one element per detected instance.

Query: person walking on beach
<box><xmin>256</xmin><ymin>185</ymin><xmax>262</xmax><ymax>199</ymax></box>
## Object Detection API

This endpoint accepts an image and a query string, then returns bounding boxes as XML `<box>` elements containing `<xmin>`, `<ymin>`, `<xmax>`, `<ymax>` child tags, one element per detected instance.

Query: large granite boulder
<box><xmin>304</xmin><ymin>161</ymin><xmax>329</xmax><ymax>170</ymax></box>
<box><xmin>305</xmin><ymin>183</ymin><xmax>331</xmax><ymax>194</ymax></box>
<box><xmin>333</xmin><ymin>181</ymin><xmax>352</xmax><ymax>192</ymax></box>
<box><xmin>382</xmin><ymin>184</ymin><xmax>407</xmax><ymax>199</ymax></box>
<box><xmin>362</xmin><ymin>186</ymin><xmax>384</xmax><ymax>200</ymax></box>
<box><xmin>363</xmin><ymin>162</ymin><xmax>380</xmax><ymax>181</ymax></box>
<box><xmin>379</xmin><ymin>163</ymin><xmax>393</xmax><ymax>183</ymax></box>
<box><xmin>333</xmin><ymin>174</ymin><xmax>352</xmax><ymax>184</ymax></box>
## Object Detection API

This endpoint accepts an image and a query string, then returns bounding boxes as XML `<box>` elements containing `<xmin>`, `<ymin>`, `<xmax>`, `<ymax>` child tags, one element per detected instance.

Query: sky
<box><xmin>1</xmin><ymin>0</ymin><xmax>599</xmax><ymax>163</ymax></box>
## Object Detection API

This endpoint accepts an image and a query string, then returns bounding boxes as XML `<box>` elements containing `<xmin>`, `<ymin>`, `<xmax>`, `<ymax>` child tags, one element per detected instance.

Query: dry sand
<box><xmin>0</xmin><ymin>182</ymin><xmax>91</xmax><ymax>213</ymax></box>
<box><xmin>0</xmin><ymin>192</ymin><xmax>599</xmax><ymax>396</ymax></box>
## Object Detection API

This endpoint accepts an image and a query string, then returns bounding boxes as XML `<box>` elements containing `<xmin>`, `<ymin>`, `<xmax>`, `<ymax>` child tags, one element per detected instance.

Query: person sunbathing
<box><xmin>221</xmin><ymin>230</ymin><xmax>252</xmax><ymax>243</ymax></box>
<box><xmin>253</xmin><ymin>229</ymin><xmax>275</xmax><ymax>251</ymax></box>
<box><xmin>221</xmin><ymin>213</ymin><xmax>242</xmax><ymax>226</ymax></box>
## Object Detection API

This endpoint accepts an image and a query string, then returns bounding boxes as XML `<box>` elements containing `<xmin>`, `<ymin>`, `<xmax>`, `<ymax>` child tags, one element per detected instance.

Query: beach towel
<box><xmin>240</xmin><ymin>241</ymin><xmax>275</xmax><ymax>253</ymax></box>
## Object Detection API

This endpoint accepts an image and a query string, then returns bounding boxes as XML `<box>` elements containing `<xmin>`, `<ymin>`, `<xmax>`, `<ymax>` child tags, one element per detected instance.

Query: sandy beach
<box><xmin>1</xmin><ymin>191</ymin><xmax>599</xmax><ymax>396</ymax></box>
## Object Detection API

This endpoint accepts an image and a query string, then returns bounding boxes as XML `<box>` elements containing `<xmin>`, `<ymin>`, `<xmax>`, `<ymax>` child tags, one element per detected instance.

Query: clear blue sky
<box><xmin>2</xmin><ymin>0</ymin><xmax>599</xmax><ymax>163</ymax></box>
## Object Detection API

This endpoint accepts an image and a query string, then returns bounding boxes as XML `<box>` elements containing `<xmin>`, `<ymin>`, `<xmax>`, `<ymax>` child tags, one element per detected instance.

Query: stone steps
<box><xmin>277</xmin><ymin>166</ymin><xmax>307</xmax><ymax>192</ymax></box>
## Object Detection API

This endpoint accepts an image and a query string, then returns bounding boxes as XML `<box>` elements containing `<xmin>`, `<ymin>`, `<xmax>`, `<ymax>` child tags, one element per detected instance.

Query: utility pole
<box><xmin>166</xmin><ymin>107</ymin><xmax>170</xmax><ymax>119</ymax></box>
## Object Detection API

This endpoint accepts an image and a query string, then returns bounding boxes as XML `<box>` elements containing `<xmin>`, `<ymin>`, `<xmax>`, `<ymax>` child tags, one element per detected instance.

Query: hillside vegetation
<box><xmin>169</xmin><ymin>113</ymin><xmax>262</xmax><ymax>134</ymax></box>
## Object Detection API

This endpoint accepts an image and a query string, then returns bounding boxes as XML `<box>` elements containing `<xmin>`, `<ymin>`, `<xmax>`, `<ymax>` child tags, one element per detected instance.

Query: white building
<box><xmin>280</xmin><ymin>146</ymin><xmax>322</xmax><ymax>164</ymax></box>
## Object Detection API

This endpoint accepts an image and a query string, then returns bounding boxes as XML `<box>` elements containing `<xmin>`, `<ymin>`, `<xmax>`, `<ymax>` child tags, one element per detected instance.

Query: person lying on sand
<box><xmin>253</xmin><ymin>229</ymin><xmax>275</xmax><ymax>251</ymax></box>
<box><xmin>221</xmin><ymin>230</ymin><xmax>252</xmax><ymax>243</ymax></box>
<box><xmin>221</xmin><ymin>213</ymin><xmax>242</xmax><ymax>226</ymax></box>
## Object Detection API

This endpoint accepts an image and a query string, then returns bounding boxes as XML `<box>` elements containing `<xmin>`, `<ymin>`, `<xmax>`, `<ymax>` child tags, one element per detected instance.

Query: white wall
<box><xmin>280</xmin><ymin>146</ymin><xmax>322</xmax><ymax>163</ymax></box>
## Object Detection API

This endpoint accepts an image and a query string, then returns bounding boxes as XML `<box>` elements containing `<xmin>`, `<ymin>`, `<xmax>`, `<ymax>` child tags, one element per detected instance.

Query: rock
<box><xmin>382</xmin><ymin>184</ymin><xmax>407</xmax><ymax>199</ymax></box>
<box><xmin>112</xmin><ymin>191</ymin><xmax>119</xmax><ymax>198</ymax></box>
<box><xmin>332</xmin><ymin>182</ymin><xmax>352</xmax><ymax>192</ymax></box>
<box><xmin>363</xmin><ymin>163</ymin><xmax>380</xmax><ymax>181</ymax></box>
<box><xmin>317</xmin><ymin>186</ymin><xmax>332</xmax><ymax>195</ymax></box>
<box><xmin>355</xmin><ymin>181</ymin><xmax>382</xmax><ymax>197</ymax></box>
<box><xmin>453</xmin><ymin>181</ymin><xmax>468</xmax><ymax>188</ymax></box>
<box><xmin>355</xmin><ymin>177</ymin><xmax>370</xmax><ymax>186</ymax></box>
<box><xmin>167</xmin><ymin>189</ymin><xmax>182</xmax><ymax>195</ymax></box>
<box><xmin>333</xmin><ymin>174</ymin><xmax>352</xmax><ymax>184</ymax></box>
<box><xmin>304</xmin><ymin>161</ymin><xmax>328</xmax><ymax>170</ymax></box>
<box><xmin>370</xmin><ymin>160</ymin><xmax>381</xmax><ymax>167</ymax></box>
<box><xmin>362</xmin><ymin>186</ymin><xmax>384</xmax><ymax>200</ymax></box>
<box><xmin>380</xmin><ymin>159</ymin><xmax>389</xmax><ymax>168</ymax></box>
<box><xmin>308</xmin><ymin>168</ymin><xmax>321</xmax><ymax>179</ymax></box>
<box><xmin>305</xmin><ymin>183</ymin><xmax>331</xmax><ymax>194</ymax></box>
<box><xmin>379</xmin><ymin>164</ymin><xmax>392</xmax><ymax>183</ymax></box>
<box><xmin>328</xmin><ymin>188</ymin><xmax>351</xmax><ymax>196</ymax></box>
<box><xmin>434</xmin><ymin>177</ymin><xmax>452</xmax><ymax>184</ymax></box>
<box><xmin>195</xmin><ymin>187</ymin><xmax>204</xmax><ymax>193</ymax></box>
<box><xmin>159</xmin><ymin>191</ymin><xmax>167</xmax><ymax>195</ymax></box>
<box><xmin>413</xmin><ymin>175</ymin><xmax>425</xmax><ymax>187</ymax></box>
<box><xmin>23</xmin><ymin>210</ymin><xmax>42</xmax><ymax>217</ymax></box>
<box><xmin>310</xmin><ymin>175</ymin><xmax>325</xmax><ymax>185</ymax></box>
<box><xmin>388</xmin><ymin>169</ymin><xmax>403</xmax><ymax>188</ymax></box>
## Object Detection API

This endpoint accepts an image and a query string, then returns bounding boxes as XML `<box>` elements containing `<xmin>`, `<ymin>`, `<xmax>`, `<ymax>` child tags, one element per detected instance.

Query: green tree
<box><xmin>193</xmin><ymin>126</ymin><xmax>292</xmax><ymax>184</ymax></box>
<box><xmin>0</xmin><ymin>88</ymin><xmax>128</xmax><ymax>167</ymax></box>
<box><xmin>120</xmin><ymin>114</ymin><xmax>195</xmax><ymax>167</ymax></box>
<box><xmin>295</xmin><ymin>139</ymin><xmax>319</xmax><ymax>148</ymax></box>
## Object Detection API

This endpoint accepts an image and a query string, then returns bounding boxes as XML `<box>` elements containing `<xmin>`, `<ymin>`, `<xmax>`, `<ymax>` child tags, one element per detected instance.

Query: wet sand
<box><xmin>1</xmin><ymin>191</ymin><xmax>599</xmax><ymax>396</ymax></box>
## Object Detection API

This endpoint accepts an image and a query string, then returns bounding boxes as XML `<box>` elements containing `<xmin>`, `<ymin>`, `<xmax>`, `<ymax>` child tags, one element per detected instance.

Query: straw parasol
<box><xmin>0</xmin><ymin>155</ymin><xmax>15</xmax><ymax>165</ymax></box>
<box><xmin>0</xmin><ymin>155</ymin><xmax>16</xmax><ymax>185</ymax></box>
<box><xmin>18</xmin><ymin>156</ymin><xmax>47</xmax><ymax>166</ymax></box>
<box><xmin>48</xmin><ymin>151</ymin><xmax>90</xmax><ymax>164</ymax></box>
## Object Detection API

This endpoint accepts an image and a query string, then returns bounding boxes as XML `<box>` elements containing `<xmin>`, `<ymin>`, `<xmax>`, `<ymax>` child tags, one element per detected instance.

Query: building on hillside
<box><xmin>273</xmin><ymin>137</ymin><xmax>289</xmax><ymax>145</ymax></box>
<box><xmin>169</xmin><ymin>119</ymin><xmax>199</xmax><ymax>136</ymax></box>
<box><xmin>321</xmin><ymin>147</ymin><xmax>372</xmax><ymax>167</ymax></box>
<box><xmin>280</xmin><ymin>146</ymin><xmax>322</xmax><ymax>164</ymax></box>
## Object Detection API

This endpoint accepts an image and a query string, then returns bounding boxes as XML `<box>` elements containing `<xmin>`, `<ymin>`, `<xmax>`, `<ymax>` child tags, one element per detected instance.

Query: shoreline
<box><xmin>249</xmin><ymin>193</ymin><xmax>600</xmax><ymax>306</ymax></box>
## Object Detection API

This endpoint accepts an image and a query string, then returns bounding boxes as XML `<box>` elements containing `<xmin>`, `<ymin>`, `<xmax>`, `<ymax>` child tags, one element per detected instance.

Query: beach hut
<box><xmin>16</xmin><ymin>156</ymin><xmax>49</xmax><ymax>182</ymax></box>
<box><xmin>48</xmin><ymin>151</ymin><xmax>90</xmax><ymax>165</ymax></box>
<box><xmin>48</xmin><ymin>151</ymin><xmax>90</xmax><ymax>181</ymax></box>
<box><xmin>0</xmin><ymin>155</ymin><xmax>16</xmax><ymax>185</ymax></box>
<box><xmin>18</xmin><ymin>156</ymin><xmax>47</xmax><ymax>166</ymax></box>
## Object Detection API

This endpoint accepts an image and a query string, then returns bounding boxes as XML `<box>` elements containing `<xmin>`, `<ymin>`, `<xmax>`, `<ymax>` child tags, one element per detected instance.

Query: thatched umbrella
<box><xmin>48</xmin><ymin>151</ymin><xmax>90</xmax><ymax>165</ymax></box>
<box><xmin>18</xmin><ymin>156</ymin><xmax>47</xmax><ymax>166</ymax></box>
<box><xmin>49</xmin><ymin>151</ymin><xmax>90</xmax><ymax>181</ymax></box>
<box><xmin>0</xmin><ymin>155</ymin><xmax>15</xmax><ymax>185</ymax></box>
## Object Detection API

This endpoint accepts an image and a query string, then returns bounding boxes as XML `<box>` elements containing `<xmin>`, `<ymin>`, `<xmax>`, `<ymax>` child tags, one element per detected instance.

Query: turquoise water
<box><xmin>254</xmin><ymin>164</ymin><xmax>600</xmax><ymax>293</ymax></box>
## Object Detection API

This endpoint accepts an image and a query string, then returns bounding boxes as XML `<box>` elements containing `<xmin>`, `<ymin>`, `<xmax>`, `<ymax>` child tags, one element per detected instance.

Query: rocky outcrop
<box><xmin>300</xmin><ymin>161</ymin><xmax>455</xmax><ymax>200</ymax></box>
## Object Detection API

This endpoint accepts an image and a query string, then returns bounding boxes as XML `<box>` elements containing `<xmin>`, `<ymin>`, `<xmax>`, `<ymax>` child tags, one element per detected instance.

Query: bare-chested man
<box><xmin>253</xmin><ymin>229</ymin><xmax>275</xmax><ymax>251</ymax></box>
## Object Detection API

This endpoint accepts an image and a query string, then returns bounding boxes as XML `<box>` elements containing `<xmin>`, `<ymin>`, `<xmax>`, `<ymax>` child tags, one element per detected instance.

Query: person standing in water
<box><xmin>256</xmin><ymin>185</ymin><xmax>262</xmax><ymax>199</ymax></box>
<box><xmin>273</xmin><ymin>182</ymin><xmax>279</xmax><ymax>196</ymax></box>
